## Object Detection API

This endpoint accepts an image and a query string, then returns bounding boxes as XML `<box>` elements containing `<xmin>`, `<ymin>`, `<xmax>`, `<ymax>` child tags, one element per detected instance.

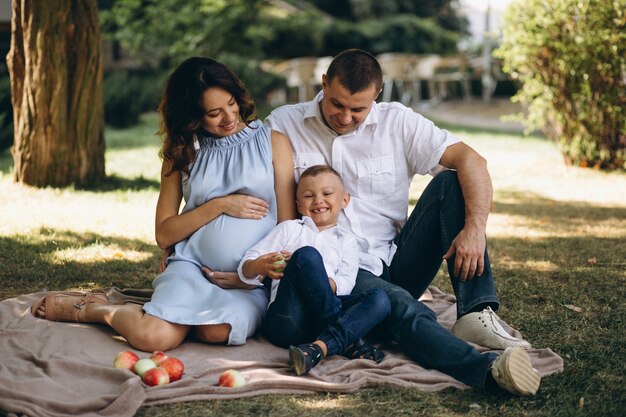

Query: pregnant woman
<box><xmin>30</xmin><ymin>57</ymin><xmax>296</xmax><ymax>351</ymax></box>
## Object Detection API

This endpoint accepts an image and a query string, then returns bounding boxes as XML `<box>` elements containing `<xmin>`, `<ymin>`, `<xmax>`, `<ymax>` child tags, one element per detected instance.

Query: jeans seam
<box><xmin>324</xmin><ymin>299</ymin><xmax>363</xmax><ymax>354</ymax></box>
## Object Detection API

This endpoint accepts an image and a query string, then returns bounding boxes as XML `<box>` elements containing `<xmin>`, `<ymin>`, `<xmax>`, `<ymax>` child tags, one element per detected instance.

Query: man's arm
<box><xmin>439</xmin><ymin>141</ymin><xmax>493</xmax><ymax>281</ymax></box>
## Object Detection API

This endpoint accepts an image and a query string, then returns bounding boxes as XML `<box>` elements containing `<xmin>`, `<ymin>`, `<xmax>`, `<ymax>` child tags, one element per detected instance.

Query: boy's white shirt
<box><xmin>237</xmin><ymin>216</ymin><xmax>360</xmax><ymax>304</ymax></box>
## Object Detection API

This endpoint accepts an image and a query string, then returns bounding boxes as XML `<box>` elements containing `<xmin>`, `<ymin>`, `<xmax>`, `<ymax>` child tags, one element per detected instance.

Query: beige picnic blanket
<box><xmin>0</xmin><ymin>287</ymin><xmax>563</xmax><ymax>417</ymax></box>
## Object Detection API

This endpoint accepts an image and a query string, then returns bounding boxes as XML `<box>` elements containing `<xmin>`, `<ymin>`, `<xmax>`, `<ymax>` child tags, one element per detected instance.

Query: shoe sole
<box><xmin>502</xmin><ymin>348</ymin><xmax>541</xmax><ymax>395</ymax></box>
<box><xmin>288</xmin><ymin>346</ymin><xmax>307</xmax><ymax>376</ymax></box>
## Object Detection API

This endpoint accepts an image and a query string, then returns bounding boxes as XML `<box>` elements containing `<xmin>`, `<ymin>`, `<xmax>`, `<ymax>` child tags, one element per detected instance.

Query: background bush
<box><xmin>496</xmin><ymin>0</ymin><xmax>625</xmax><ymax>170</ymax></box>
<box><xmin>103</xmin><ymin>70</ymin><xmax>166</xmax><ymax>128</ymax></box>
<box><xmin>0</xmin><ymin>75</ymin><xmax>14</xmax><ymax>152</ymax></box>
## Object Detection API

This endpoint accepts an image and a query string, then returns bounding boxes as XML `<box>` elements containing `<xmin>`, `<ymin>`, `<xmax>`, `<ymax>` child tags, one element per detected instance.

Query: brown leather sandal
<box><xmin>31</xmin><ymin>291</ymin><xmax>109</xmax><ymax>322</ymax></box>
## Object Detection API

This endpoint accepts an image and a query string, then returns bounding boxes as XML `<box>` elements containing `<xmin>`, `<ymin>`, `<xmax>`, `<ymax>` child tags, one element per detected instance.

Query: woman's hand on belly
<box><xmin>202</xmin><ymin>266</ymin><xmax>259</xmax><ymax>290</ymax></box>
<box><xmin>218</xmin><ymin>194</ymin><xmax>269</xmax><ymax>219</ymax></box>
<box><xmin>160</xmin><ymin>247</ymin><xmax>174</xmax><ymax>272</ymax></box>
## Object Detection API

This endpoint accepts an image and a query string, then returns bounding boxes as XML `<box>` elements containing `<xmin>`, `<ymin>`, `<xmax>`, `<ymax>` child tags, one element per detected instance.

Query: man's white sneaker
<box><xmin>490</xmin><ymin>347</ymin><xmax>541</xmax><ymax>395</ymax></box>
<box><xmin>452</xmin><ymin>307</ymin><xmax>532</xmax><ymax>349</ymax></box>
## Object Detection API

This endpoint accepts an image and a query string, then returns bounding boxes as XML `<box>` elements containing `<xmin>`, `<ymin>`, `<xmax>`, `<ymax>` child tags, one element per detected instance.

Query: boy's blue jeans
<box><xmin>351</xmin><ymin>170</ymin><xmax>499</xmax><ymax>388</ymax></box>
<box><xmin>263</xmin><ymin>246</ymin><xmax>391</xmax><ymax>357</ymax></box>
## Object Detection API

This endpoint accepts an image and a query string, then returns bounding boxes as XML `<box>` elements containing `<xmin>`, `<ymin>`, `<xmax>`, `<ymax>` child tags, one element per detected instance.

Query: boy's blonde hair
<box><xmin>299</xmin><ymin>165</ymin><xmax>343</xmax><ymax>185</ymax></box>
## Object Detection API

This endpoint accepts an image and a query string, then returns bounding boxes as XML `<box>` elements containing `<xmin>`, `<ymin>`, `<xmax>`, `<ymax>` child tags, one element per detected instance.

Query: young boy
<box><xmin>238</xmin><ymin>165</ymin><xmax>391</xmax><ymax>375</ymax></box>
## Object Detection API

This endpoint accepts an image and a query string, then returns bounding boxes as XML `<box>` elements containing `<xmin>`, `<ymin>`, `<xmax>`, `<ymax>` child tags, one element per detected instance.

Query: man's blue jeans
<box><xmin>351</xmin><ymin>170</ymin><xmax>499</xmax><ymax>388</ymax></box>
<box><xmin>263</xmin><ymin>246</ymin><xmax>391</xmax><ymax>357</ymax></box>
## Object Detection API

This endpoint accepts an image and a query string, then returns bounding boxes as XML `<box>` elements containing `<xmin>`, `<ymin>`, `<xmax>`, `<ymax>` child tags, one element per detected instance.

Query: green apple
<box><xmin>133</xmin><ymin>358</ymin><xmax>157</xmax><ymax>377</ymax></box>
<box><xmin>272</xmin><ymin>256</ymin><xmax>287</xmax><ymax>272</ymax></box>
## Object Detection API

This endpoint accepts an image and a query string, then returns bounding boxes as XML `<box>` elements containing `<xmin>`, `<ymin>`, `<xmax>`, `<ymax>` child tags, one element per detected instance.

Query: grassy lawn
<box><xmin>1</xmin><ymin>112</ymin><xmax>624</xmax><ymax>417</ymax></box>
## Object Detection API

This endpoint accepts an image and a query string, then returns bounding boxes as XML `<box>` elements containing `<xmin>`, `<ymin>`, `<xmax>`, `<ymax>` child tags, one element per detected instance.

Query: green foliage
<box><xmin>257</xmin><ymin>11</ymin><xmax>329</xmax><ymax>58</ymax></box>
<box><xmin>100</xmin><ymin>0</ymin><xmax>268</xmax><ymax>66</ymax></box>
<box><xmin>496</xmin><ymin>0</ymin><xmax>626</xmax><ymax>170</ymax></box>
<box><xmin>101</xmin><ymin>1</ymin><xmax>466</xmax><ymax>64</ymax></box>
<box><xmin>321</xmin><ymin>14</ymin><xmax>460</xmax><ymax>56</ymax></box>
<box><xmin>310</xmin><ymin>0</ymin><xmax>469</xmax><ymax>34</ymax></box>
<box><xmin>100</xmin><ymin>0</ymin><xmax>467</xmax><ymax>109</ymax></box>
<box><xmin>104</xmin><ymin>70</ymin><xmax>166</xmax><ymax>128</ymax></box>
<box><xmin>358</xmin><ymin>14</ymin><xmax>460</xmax><ymax>55</ymax></box>
<box><xmin>0</xmin><ymin>75</ymin><xmax>13</xmax><ymax>152</ymax></box>
<box><xmin>100</xmin><ymin>0</ymin><xmax>283</xmax><ymax>108</ymax></box>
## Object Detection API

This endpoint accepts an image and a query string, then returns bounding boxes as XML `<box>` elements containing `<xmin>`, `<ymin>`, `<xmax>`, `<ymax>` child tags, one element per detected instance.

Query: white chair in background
<box><xmin>262</xmin><ymin>57</ymin><xmax>319</xmax><ymax>103</ymax></box>
<box><xmin>431</xmin><ymin>56</ymin><xmax>472</xmax><ymax>103</ymax></box>
<box><xmin>377</xmin><ymin>52</ymin><xmax>417</xmax><ymax>105</ymax></box>
<box><xmin>405</xmin><ymin>54</ymin><xmax>442</xmax><ymax>107</ymax></box>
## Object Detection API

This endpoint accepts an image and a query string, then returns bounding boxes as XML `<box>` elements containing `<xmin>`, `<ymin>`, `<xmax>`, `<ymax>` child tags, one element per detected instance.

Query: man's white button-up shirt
<box><xmin>266</xmin><ymin>92</ymin><xmax>460</xmax><ymax>275</ymax></box>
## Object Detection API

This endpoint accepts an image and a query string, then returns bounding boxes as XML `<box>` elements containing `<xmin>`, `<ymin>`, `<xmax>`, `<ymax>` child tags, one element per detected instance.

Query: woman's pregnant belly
<box><xmin>172</xmin><ymin>214</ymin><xmax>276</xmax><ymax>272</ymax></box>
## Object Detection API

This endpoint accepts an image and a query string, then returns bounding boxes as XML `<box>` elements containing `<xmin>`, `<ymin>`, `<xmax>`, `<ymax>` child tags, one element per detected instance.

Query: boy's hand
<box><xmin>244</xmin><ymin>252</ymin><xmax>287</xmax><ymax>281</ymax></box>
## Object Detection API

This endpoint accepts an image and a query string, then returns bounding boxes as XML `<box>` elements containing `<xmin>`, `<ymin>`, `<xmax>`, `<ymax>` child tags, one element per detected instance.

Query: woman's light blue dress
<box><xmin>143</xmin><ymin>120</ymin><xmax>276</xmax><ymax>345</ymax></box>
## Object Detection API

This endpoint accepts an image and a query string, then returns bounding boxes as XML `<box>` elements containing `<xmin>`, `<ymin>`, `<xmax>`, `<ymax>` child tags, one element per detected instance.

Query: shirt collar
<box><xmin>303</xmin><ymin>91</ymin><xmax>323</xmax><ymax>120</ymax></box>
<box><xmin>300</xmin><ymin>215</ymin><xmax>342</xmax><ymax>234</ymax></box>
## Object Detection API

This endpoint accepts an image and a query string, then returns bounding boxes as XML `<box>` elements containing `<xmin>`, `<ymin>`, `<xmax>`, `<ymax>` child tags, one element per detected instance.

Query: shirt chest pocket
<box><xmin>293</xmin><ymin>153</ymin><xmax>327</xmax><ymax>179</ymax></box>
<box><xmin>356</xmin><ymin>156</ymin><xmax>395</xmax><ymax>200</ymax></box>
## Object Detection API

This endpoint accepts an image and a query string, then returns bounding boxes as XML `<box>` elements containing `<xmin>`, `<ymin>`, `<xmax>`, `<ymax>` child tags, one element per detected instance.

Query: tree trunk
<box><xmin>7</xmin><ymin>0</ymin><xmax>105</xmax><ymax>187</ymax></box>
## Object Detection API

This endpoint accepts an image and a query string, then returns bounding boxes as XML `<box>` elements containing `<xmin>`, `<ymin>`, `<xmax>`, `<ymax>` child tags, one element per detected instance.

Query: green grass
<box><xmin>1</xmin><ymin>113</ymin><xmax>625</xmax><ymax>417</ymax></box>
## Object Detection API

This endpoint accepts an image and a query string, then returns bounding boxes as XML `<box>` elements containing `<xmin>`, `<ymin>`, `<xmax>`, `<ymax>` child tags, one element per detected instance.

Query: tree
<box><xmin>496</xmin><ymin>0</ymin><xmax>625</xmax><ymax>170</ymax></box>
<box><xmin>8</xmin><ymin>0</ymin><xmax>105</xmax><ymax>187</ymax></box>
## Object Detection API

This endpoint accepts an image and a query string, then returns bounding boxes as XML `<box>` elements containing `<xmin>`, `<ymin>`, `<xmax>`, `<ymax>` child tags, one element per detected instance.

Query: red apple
<box><xmin>149</xmin><ymin>350</ymin><xmax>169</xmax><ymax>365</ymax></box>
<box><xmin>133</xmin><ymin>358</ymin><xmax>157</xmax><ymax>377</ymax></box>
<box><xmin>218</xmin><ymin>369</ymin><xmax>246</xmax><ymax>387</ymax></box>
<box><xmin>143</xmin><ymin>367</ymin><xmax>170</xmax><ymax>386</ymax></box>
<box><xmin>159</xmin><ymin>357</ymin><xmax>184</xmax><ymax>382</ymax></box>
<box><xmin>113</xmin><ymin>350</ymin><xmax>139</xmax><ymax>370</ymax></box>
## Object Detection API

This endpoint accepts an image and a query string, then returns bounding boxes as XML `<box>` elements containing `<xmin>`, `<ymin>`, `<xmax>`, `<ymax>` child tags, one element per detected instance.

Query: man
<box><xmin>263</xmin><ymin>49</ymin><xmax>541</xmax><ymax>395</ymax></box>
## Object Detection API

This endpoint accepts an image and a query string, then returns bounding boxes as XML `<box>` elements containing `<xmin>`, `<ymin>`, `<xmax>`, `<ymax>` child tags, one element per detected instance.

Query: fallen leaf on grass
<box><xmin>586</xmin><ymin>257</ymin><xmax>597</xmax><ymax>265</ymax></box>
<box><xmin>564</xmin><ymin>304</ymin><xmax>583</xmax><ymax>313</ymax></box>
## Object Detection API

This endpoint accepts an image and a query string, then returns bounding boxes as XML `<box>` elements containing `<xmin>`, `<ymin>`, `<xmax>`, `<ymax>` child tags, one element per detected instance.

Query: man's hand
<box><xmin>442</xmin><ymin>226</ymin><xmax>486</xmax><ymax>281</ymax></box>
<box><xmin>202</xmin><ymin>267</ymin><xmax>259</xmax><ymax>290</ymax></box>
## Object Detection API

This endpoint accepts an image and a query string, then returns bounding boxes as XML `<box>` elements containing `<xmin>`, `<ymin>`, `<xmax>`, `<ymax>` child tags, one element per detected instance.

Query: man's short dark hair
<box><xmin>325</xmin><ymin>49</ymin><xmax>383</xmax><ymax>94</ymax></box>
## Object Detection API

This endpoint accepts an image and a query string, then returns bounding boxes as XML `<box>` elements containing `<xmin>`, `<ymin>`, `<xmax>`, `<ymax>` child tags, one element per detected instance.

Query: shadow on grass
<box><xmin>0</xmin><ymin>157</ymin><xmax>159</xmax><ymax>192</ymax></box>
<box><xmin>411</xmin><ymin>191</ymin><xmax>626</xmax><ymax>234</ymax></box>
<box><xmin>0</xmin><ymin>228</ymin><xmax>161</xmax><ymax>300</ymax></box>
<box><xmin>78</xmin><ymin>174</ymin><xmax>160</xmax><ymax>192</ymax></box>
<box><xmin>493</xmin><ymin>191</ymin><xmax>626</xmax><ymax>220</ymax></box>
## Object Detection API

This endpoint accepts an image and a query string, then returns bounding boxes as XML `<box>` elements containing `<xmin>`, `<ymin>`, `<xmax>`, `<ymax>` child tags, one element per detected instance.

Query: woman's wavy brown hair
<box><xmin>157</xmin><ymin>57</ymin><xmax>257</xmax><ymax>176</ymax></box>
